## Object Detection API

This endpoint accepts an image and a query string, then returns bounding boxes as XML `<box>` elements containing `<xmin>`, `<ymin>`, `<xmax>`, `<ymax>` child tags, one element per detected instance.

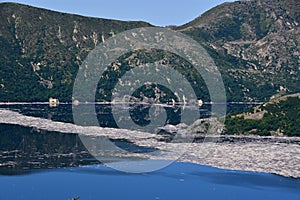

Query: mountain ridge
<box><xmin>0</xmin><ymin>2</ymin><xmax>152</xmax><ymax>101</ymax></box>
<box><xmin>178</xmin><ymin>0</ymin><xmax>300</xmax><ymax>67</ymax></box>
<box><xmin>0</xmin><ymin>2</ymin><xmax>153</xmax><ymax>24</ymax></box>
<box><xmin>0</xmin><ymin>1</ymin><xmax>299</xmax><ymax>103</ymax></box>
<box><xmin>178</xmin><ymin>0</ymin><xmax>299</xmax><ymax>101</ymax></box>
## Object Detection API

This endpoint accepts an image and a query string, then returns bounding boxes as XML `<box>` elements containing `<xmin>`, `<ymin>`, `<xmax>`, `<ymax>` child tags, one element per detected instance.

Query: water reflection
<box><xmin>0</xmin><ymin>103</ymin><xmax>256</xmax><ymax>176</ymax></box>
<box><xmin>0</xmin><ymin>123</ymin><xmax>98</xmax><ymax>175</ymax></box>
<box><xmin>0</xmin><ymin>123</ymin><xmax>155</xmax><ymax>176</ymax></box>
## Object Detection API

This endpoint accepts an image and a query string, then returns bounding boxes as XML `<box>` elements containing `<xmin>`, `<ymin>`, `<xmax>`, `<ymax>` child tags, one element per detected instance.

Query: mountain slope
<box><xmin>0</xmin><ymin>3</ymin><xmax>152</xmax><ymax>101</ymax></box>
<box><xmin>178</xmin><ymin>0</ymin><xmax>300</xmax><ymax>101</ymax></box>
<box><xmin>225</xmin><ymin>94</ymin><xmax>300</xmax><ymax>136</ymax></box>
<box><xmin>0</xmin><ymin>1</ymin><xmax>299</xmax><ymax>103</ymax></box>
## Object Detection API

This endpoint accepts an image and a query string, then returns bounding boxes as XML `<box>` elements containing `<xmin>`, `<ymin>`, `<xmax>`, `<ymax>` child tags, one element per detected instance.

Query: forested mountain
<box><xmin>0</xmin><ymin>3</ymin><xmax>152</xmax><ymax>101</ymax></box>
<box><xmin>0</xmin><ymin>1</ymin><xmax>299</xmax><ymax>102</ymax></box>
<box><xmin>178</xmin><ymin>0</ymin><xmax>300</xmax><ymax>101</ymax></box>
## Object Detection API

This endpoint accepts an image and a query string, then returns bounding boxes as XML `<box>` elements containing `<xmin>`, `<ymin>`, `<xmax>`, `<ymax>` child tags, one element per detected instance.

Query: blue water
<box><xmin>0</xmin><ymin>105</ymin><xmax>299</xmax><ymax>199</ymax></box>
<box><xmin>0</xmin><ymin>162</ymin><xmax>299</xmax><ymax>200</ymax></box>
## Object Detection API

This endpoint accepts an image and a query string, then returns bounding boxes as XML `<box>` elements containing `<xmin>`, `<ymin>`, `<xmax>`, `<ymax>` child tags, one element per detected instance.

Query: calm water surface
<box><xmin>0</xmin><ymin>162</ymin><xmax>300</xmax><ymax>200</ymax></box>
<box><xmin>0</xmin><ymin>104</ymin><xmax>299</xmax><ymax>200</ymax></box>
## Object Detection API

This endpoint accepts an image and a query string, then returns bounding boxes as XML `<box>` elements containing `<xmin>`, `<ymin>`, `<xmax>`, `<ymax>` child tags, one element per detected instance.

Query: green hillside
<box><xmin>0</xmin><ymin>1</ymin><xmax>299</xmax><ymax>103</ymax></box>
<box><xmin>225</xmin><ymin>94</ymin><xmax>300</xmax><ymax>136</ymax></box>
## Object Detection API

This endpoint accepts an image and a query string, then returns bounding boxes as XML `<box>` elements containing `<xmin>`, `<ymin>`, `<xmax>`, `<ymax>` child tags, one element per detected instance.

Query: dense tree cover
<box><xmin>225</xmin><ymin>97</ymin><xmax>300</xmax><ymax>136</ymax></box>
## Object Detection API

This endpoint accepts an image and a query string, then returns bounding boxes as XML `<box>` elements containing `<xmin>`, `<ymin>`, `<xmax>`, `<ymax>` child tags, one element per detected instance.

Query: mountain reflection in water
<box><xmin>0</xmin><ymin>123</ymin><xmax>156</xmax><ymax>176</ymax></box>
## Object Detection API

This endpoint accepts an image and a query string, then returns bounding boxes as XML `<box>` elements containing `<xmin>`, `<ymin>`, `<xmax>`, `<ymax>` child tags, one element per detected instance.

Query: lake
<box><xmin>1</xmin><ymin>162</ymin><xmax>300</xmax><ymax>200</ymax></box>
<box><xmin>0</xmin><ymin>104</ymin><xmax>299</xmax><ymax>199</ymax></box>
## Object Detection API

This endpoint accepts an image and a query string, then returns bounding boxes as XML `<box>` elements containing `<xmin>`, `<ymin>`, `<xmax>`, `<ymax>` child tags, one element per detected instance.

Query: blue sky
<box><xmin>2</xmin><ymin>0</ymin><xmax>235</xmax><ymax>26</ymax></box>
